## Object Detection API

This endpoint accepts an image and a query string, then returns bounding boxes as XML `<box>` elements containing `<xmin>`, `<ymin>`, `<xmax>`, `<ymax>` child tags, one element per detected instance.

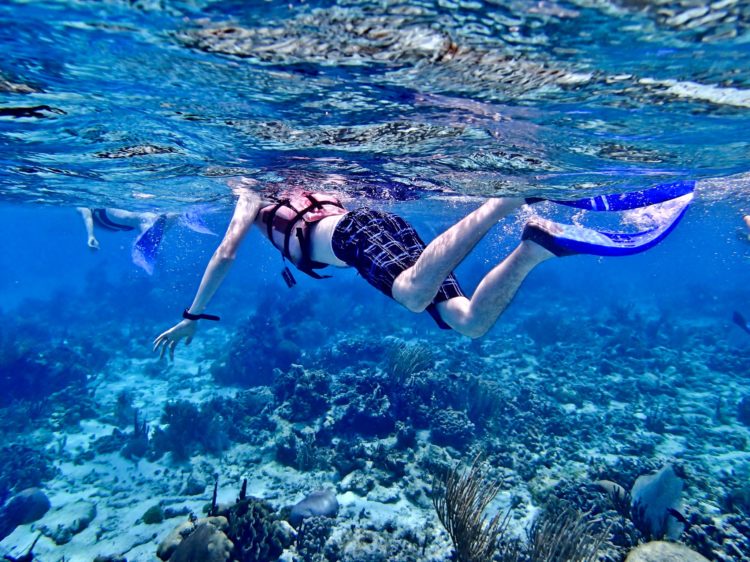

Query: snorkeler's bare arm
<box><xmin>153</xmin><ymin>190</ymin><xmax>263</xmax><ymax>359</ymax></box>
<box><xmin>77</xmin><ymin>207</ymin><xmax>99</xmax><ymax>250</ymax></box>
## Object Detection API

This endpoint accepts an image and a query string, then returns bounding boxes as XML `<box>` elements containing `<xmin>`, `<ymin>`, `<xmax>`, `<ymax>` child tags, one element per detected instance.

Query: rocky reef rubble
<box><xmin>1</xmin><ymin>286</ymin><xmax>749</xmax><ymax>561</ymax></box>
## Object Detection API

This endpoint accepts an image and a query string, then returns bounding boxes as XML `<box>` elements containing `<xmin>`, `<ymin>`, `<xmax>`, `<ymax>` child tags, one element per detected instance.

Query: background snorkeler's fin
<box><xmin>179</xmin><ymin>210</ymin><xmax>216</xmax><ymax>235</ymax></box>
<box><xmin>132</xmin><ymin>215</ymin><xmax>167</xmax><ymax>275</ymax></box>
<box><xmin>732</xmin><ymin>311</ymin><xmax>750</xmax><ymax>335</ymax></box>
<box><xmin>522</xmin><ymin>194</ymin><xmax>692</xmax><ymax>257</ymax></box>
<box><xmin>527</xmin><ymin>180</ymin><xmax>695</xmax><ymax>211</ymax></box>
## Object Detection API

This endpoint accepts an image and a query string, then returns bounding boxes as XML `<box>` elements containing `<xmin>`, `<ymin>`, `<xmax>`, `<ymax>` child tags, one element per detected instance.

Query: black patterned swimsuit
<box><xmin>331</xmin><ymin>208</ymin><xmax>465</xmax><ymax>330</ymax></box>
<box><xmin>91</xmin><ymin>209</ymin><xmax>135</xmax><ymax>231</ymax></box>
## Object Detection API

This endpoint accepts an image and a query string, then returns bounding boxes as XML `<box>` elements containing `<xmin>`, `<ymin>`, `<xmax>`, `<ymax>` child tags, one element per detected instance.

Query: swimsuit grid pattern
<box><xmin>331</xmin><ymin>208</ymin><xmax>465</xmax><ymax>304</ymax></box>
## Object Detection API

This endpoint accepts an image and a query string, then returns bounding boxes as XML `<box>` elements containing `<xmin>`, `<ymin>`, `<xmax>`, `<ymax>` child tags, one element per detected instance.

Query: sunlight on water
<box><xmin>0</xmin><ymin>0</ymin><xmax>748</xmax><ymax>206</ymax></box>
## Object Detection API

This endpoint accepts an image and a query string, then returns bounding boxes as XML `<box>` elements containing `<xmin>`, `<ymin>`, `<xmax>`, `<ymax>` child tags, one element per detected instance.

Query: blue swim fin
<box><xmin>179</xmin><ymin>210</ymin><xmax>216</xmax><ymax>235</ymax></box>
<box><xmin>522</xmin><ymin>194</ymin><xmax>692</xmax><ymax>257</ymax></box>
<box><xmin>132</xmin><ymin>215</ymin><xmax>167</xmax><ymax>274</ymax></box>
<box><xmin>527</xmin><ymin>180</ymin><xmax>695</xmax><ymax>211</ymax></box>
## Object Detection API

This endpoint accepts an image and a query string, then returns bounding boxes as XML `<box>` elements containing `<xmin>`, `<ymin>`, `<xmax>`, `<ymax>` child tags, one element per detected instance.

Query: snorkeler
<box><xmin>79</xmin><ymin>208</ymin><xmax>216</xmax><ymax>274</ymax></box>
<box><xmin>154</xmin><ymin>180</ymin><xmax>694</xmax><ymax>357</ymax></box>
<box><xmin>78</xmin><ymin>207</ymin><xmax>171</xmax><ymax>274</ymax></box>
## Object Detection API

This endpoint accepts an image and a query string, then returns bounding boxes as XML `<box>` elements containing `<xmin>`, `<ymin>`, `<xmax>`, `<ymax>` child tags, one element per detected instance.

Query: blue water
<box><xmin>1</xmin><ymin>1</ymin><xmax>750</xmax><ymax>561</ymax></box>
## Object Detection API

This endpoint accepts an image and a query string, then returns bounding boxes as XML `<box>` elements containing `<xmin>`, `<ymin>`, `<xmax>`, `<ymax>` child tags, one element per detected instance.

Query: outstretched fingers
<box><xmin>153</xmin><ymin>321</ymin><xmax>196</xmax><ymax>360</ymax></box>
<box><xmin>153</xmin><ymin>332</ymin><xmax>177</xmax><ymax>360</ymax></box>
<box><xmin>153</xmin><ymin>333</ymin><xmax>166</xmax><ymax>353</ymax></box>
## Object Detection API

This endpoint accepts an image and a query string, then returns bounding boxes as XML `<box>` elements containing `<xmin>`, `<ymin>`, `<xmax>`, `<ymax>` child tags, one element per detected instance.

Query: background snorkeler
<box><xmin>77</xmin><ymin>207</ymin><xmax>215</xmax><ymax>274</ymax></box>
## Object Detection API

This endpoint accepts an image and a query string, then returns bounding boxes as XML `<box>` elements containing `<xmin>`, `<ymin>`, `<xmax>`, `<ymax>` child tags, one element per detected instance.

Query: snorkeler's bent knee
<box><xmin>436</xmin><ymin>240</ymin><xmax>556</xmax><ymax>338</ymax></box>
<box><xmin>392</xmin><ymin>197</ymin><xmax>528</xmax><ymax>313</ymax></box>
<box><xmin>392</xmin><ymin>268</ymin><xmax>435</xmax><ymax>313</ymax></box>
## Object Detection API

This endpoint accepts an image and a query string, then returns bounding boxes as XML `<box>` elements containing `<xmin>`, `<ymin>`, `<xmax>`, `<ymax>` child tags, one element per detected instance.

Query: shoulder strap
<box><xmin>264</xmin><ymin>200</ymin><xmax>286</xmax><ymax>245</ymax></box>
<box><xmin>282</xmin><ymin>202</ymin><xmax>313</xmax><ymax>260</ymax></box>
<box><xmin>264</xmin><ymin>193</ymin><xmax>336</xmax><ymax>278</ymax></box>
<box><xmin>281</xmin><ymin>193</ymin><xmax>331</xmax><ymax>262</ymax></box>
<box><xmin>308</xmin><ymin>192</ymin><xmax>345</xmax><ymax>211</ymax></box>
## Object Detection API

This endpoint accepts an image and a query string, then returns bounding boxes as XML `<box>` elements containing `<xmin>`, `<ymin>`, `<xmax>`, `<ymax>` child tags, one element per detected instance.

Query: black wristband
<box><xmin>183</xmin><ymin>308</ymin><xmax>220</xmax><ymax>321</ymax></box>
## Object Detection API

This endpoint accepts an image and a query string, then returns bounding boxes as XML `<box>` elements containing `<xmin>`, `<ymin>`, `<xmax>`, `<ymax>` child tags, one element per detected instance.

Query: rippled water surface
<box><xmin>1</xmin><ymin>0</ymin><xmax>749</xmax><ymax>207</ymax></box>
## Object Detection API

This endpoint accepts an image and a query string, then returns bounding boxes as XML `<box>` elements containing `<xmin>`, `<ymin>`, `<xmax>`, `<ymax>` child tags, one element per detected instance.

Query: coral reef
<box><xmin>295</xmin><ymin>516</ymin><xmax>334</xmax><ymax>562</ymax></box>
<box><xmin>158</xmin><ymin>481</ymin><xmax>292</xmax><ymax>562</ymax></box>
<box><xmin>521</xmin><ymin>505</ymin><xmax>609</xmax><ymax>562</ymax></box>
<box><xmin>169</xmin><ymin>521</ymin><xmax>233</xmax><ymax>562</ymax></box>
<box><xmin>0</xmin><ymin>443</ymin><xmax>58</xmax><ymax>496</ymax></box>
<box><xmin>0</xmin><ymin>323</ymin><xmax>89</xmax><ymax>408</ymax></box>
<box><xmin>273</xmin><ymin>366</ymin><xmax>330</xmax><ymax>423</ymax></box>
<box><xmin>429</xmin><ymin>408</ymin><xmax>475</xmax><ymax>450</ymax></box>
<box><xmin>220</xmin><ymin>496</ymin><xmax>291</xmax><ymax>562</ymax></box>
<box><xmin>210</xmin><ymin>292</ymin><xmax>323</xmax><ymax>387</ymax></box>
<box><xmin>3</xmin><ymin>230</ymin><xmax>749</xmax><ymax>562</ymax></box>
<box><xmin>432</xmin><ymin>455</ymin><xmax>506</xmax><ymax>562</ymax></box>
<box><xmin>153</xmin><ymin>400</ymin><xmax>229</xmax><ymax>461</ymax></box>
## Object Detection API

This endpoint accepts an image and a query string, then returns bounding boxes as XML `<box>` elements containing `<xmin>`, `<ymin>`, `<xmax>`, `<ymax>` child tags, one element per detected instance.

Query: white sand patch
<box><xmin>705</xmin><ymin>450</ymin><xmax>750</xmax><ymax>475</ymax></box>
<box><xmin>337</xmin><ymin>491</ymin><xmax>429</xmax><ymax>530</ymax></box>
<box><xmin>656</xmin><ymin>435</ymin><xmax>687</xmax><ymax>457</ymax></box>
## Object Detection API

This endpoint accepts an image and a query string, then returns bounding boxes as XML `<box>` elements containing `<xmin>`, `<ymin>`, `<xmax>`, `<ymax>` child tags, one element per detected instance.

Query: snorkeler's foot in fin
<box><xmin>526</xmin><ymin>180</ymin><xmax>695</xmax><ymax>211</ymax></box>
<box><xmin>179</xmin><ymin>209</ymin><xmax>216</xmax><ymax>235</ymax></box>
<box><xmin>132</xmin><ymin>215</ymin><xmax>167</xmax><ymax>274</ymax></box>
<box><xmin>733</xmin><ymin>311</ymin><xmax>750</xmax><ymax>335</ymax></box>
<box><xmin>521</xmin><ymin>219</ymin><xmax>613</xmax><ymax>257</ymax></box>
<box><xmin>522</xmin><ymin>204</ymin><xmax>689</xmax><ymax>258</ymax></box>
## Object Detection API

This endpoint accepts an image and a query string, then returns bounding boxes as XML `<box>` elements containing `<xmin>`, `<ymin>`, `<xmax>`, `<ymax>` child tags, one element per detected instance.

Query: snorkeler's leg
<box><xmin>104</xmin><ymin>208</ymin><xmax>149</xmax><ymax>228</ymax></box>
<box><xmin>392</xmin><ymin>197</ymin><xmax>524</xmax><ymax>312</ymax></box>
<box><xmin>435</xmin><ymin>240</ymin><xmax>553</xmax><ymax>338</ymax></box>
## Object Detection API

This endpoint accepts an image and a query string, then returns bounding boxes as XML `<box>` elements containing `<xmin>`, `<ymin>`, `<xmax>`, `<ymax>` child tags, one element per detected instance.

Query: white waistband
<box><xmin>310</xmin><ymin>214</ymin><xmax>348</xmax><ymax>267</ymax></box>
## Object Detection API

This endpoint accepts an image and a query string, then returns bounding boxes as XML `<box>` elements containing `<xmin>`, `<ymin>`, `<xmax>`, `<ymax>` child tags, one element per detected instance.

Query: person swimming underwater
<box><xmin>78</xmin><ymin>207</ymin><xmax>214</xmax><ymax>274</ymax></box>
<box><xmin>153</xmin><ymin>179</ymin><xmax>695</xmax><ymax>358</ymax></box>
<box><xmin>78</xmin><ymin>207</ymin><xmax>171</xmax><ymax>274</ymax></box>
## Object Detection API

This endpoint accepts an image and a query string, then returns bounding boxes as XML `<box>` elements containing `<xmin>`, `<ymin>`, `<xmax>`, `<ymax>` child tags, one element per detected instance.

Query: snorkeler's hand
<box><xmin>88</xmin><ymin>236</ymin><xmax>100</xmax><ymax>250</ymax></box>
<box><xmin>153</xmin><ymin>319</ymin><xmax>197</xmax><ymax>360</ymax></box>
<box><xmin>228</xmin><ymin>178</ymin><xmax>273</xmax><ymax>207</ymax></box>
